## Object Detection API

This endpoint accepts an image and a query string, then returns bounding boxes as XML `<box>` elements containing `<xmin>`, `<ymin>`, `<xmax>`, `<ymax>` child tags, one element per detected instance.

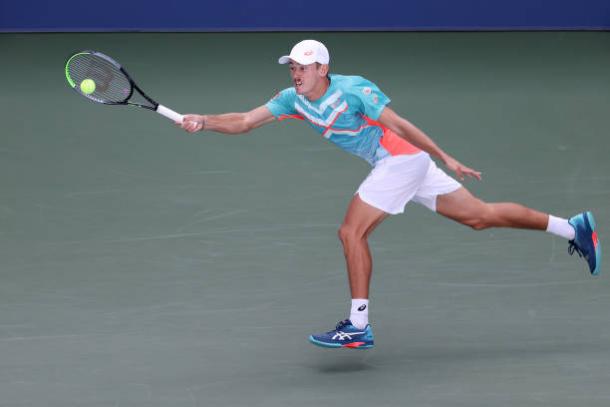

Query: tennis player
<box><xmin>179</xmin><ymin>40</ymin><xmax>601</xmax><ymax>349</ymax></box>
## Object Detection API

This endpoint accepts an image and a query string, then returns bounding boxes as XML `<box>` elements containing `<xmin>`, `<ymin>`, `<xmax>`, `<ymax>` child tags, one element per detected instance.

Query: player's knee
<box><xmin>337</xmin><ymin>224</ymin><xmax>351</xmax><ymax>243</ymax></box>
<box><xmin>462</xmin><ymin>204</ymin><xmax>493</xmax><ymax>230</ymax></box>
<box><xmin>338</xmin><ymin>224</ymin><xmax>363</xmax><ymax>245</ymax></box>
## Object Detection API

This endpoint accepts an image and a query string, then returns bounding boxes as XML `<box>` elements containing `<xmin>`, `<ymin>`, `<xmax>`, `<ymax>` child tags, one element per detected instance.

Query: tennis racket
<box><xmin>65</xmin><ymin>50</ymin><xmax>184</xmax><ymax>123</ymax></box>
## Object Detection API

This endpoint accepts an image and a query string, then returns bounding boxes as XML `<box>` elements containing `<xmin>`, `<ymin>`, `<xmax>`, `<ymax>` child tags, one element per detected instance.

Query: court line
<box><xmin>64</xmin><ymin>188</ymin><xmax>125</xmax><ymax>198</ymax></box>
<box><xmin>0</xmin><ymin>333</ymin><xmax>105</xmax><ymax>342</ymax></box>
<box><xmin>175</xmin><ymin>209</ymin><xmax>248</xmax><ymax>233</ymax></box>
<box><xmin>38</xmin><ymin>223</ymin><xmax>339</xmax><ymax>246</ymax></box>
<box><xmin>409</xmin><ymin>280</ymin><xmax>593</xmax><ymax>288</ymax></box>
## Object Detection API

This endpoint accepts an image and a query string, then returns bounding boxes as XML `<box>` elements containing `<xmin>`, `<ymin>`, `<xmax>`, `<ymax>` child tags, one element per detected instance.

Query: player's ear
<box><xmin>317</xmin><ymin>64</ymin><xmax>329</xmax><ymax>77</ymax></box>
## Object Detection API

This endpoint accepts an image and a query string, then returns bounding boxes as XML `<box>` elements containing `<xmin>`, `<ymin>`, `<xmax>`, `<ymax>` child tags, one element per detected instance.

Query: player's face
<box><xmin>288</xmin><ymin>61</ymin><xmax>328</xmax><ymax>97</ymax></box>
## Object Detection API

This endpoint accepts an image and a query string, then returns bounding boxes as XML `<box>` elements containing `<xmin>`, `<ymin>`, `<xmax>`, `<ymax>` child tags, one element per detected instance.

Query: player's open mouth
<box><xmin>295</xmin><ymin>79</ymin><xmax>303</xmax><ymax>89</ymax></box>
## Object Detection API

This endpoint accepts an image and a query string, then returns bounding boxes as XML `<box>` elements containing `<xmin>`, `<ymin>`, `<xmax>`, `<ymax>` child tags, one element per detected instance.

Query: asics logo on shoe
<box><xmin>332</xmin><ymin>331</ymin><xmax>365</xmax><ymax>341</ymax></box>
<box><xmin>357</xmin><ymin>305</ymin><xmax>367</xmax><ymax>311</ymax></box>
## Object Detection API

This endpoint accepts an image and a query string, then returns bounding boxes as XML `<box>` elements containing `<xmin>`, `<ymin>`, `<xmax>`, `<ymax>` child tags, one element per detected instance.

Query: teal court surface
<box><xmin>1</xmin><ymin>32</ymin><xmax>609</xmax><ymax>406</ymax></box>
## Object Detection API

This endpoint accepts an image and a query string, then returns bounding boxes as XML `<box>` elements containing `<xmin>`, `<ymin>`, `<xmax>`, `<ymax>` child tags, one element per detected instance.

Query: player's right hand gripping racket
<box><xmin>65</xmin><ymin>50</ymin><xmax>184</xmax><ymax>123</ymax></box>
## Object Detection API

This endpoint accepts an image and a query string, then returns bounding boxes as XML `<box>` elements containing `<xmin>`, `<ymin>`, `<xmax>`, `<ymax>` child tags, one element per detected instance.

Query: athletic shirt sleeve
<box><xmin>345</xmin><ymin>76</ymin><xmax>391</xmax><ymax>120</ymax></box>
<box><xmin>265</xmin><ymin>88</ymin><xmax>297</xmax><ymax>119</ymax></box>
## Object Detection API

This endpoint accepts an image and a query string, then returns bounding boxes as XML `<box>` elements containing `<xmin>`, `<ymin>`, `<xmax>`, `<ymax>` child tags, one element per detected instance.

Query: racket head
<box><xmin>65</xmin><ymin>51</ymin><xmax>134</xmax><ymax>105</ymax></box>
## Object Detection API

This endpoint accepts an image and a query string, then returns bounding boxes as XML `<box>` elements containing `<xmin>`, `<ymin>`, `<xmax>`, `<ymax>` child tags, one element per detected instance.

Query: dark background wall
<box><xmin>1</xmin><ymin>0</ymin><xmax>609</xmax><ymax>32</ymax></box>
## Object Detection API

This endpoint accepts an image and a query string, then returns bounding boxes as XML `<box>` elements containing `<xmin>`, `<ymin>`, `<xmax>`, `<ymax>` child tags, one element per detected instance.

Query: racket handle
<box><xmin>156</xmin><ymin>104</ymin><xmax>184</xmax><ymax>123</ymax></box>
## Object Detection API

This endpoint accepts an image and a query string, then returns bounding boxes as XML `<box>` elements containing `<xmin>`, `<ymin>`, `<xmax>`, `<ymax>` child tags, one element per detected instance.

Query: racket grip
<box><xmin>156</xmin><ymin>104</ymin><xmax>184</xmax><ymax>123</ymax></box>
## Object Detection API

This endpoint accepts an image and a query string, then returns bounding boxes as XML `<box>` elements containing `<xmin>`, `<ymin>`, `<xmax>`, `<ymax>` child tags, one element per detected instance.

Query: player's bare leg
<box><xmin>308</xmin><ymin>194</ymin><xmax>386</xmax><ymax>349</ymax></box>
<box><xmin>436</xmin><ymin>186</ymin><xmax>601</xmax><ymax>275</ymax></box>
<box><xmin>338</xmin><ymin>194</ymin><xmax>388</xmax><ymax>299</ymax></box>
<box><xmin>435</xmin><ymin>187</ymin><xmax>549</xmax><ymax>230</ymax></box>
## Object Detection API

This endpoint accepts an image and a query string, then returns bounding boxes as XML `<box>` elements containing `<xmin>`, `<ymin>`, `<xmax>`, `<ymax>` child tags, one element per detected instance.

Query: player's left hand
<box><xmin>443</xmin><ymin>156</ymin><xmax>482</xmax><ymax>181</ymax></box>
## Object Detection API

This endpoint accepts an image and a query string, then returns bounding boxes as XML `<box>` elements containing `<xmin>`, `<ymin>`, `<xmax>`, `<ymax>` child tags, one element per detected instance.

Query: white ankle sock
<box><xmin>546</xmin><ymin>215</ymin><xmax>575</xmax><ymax>240</ymax></box>
<box><xmin>350</xmin><ymin>299</ymin><xmax>369</xmax><ymax>329</ymax></box>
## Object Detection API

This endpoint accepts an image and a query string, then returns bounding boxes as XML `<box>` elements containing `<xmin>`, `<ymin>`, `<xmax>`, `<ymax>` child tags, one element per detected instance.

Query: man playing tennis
<box><xmin>179</xmin><ymin>40</ymin><xmax>601</xmax><ymax>349</ymax></box>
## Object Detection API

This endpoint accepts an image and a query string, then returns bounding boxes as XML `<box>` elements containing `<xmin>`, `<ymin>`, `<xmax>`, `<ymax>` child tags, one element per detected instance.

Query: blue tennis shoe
<box><xmin>309</xmin><ymin>319</ymin><xmax>374</xmax><ymax>349</ymax></box>
<box><xmin>568</xmin><ymin>211</ymin><xmax>601</xmax><ymax>276</ymax></box>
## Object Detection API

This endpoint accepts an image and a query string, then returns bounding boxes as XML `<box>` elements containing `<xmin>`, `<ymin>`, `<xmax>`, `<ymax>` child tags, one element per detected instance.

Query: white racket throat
<box><xmin>156</xmin><ymin>104</ymin><xmax>184</xmax><ymax>123</ymax></box>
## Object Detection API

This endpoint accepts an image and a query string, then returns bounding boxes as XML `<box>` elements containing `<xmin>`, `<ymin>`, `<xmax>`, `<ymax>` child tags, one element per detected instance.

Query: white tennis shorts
<box><xmin>357</xmin><ymin>152</ymin><xmax>462</xmax><ymax>214</ymax></box>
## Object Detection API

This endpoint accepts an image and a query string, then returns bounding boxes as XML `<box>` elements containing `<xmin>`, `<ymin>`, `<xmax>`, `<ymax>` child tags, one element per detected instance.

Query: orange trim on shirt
<box><xmin>380</xmin><ymin>128</ymin><xmax>421</xmax><ymax>155</ymax></box>
<box><xmin>362</xmin><ymin>115</ymin><xmax>421</xmax><ymax>156</ymax></box>
<box><xmin>278</xmin><ymin>114</ymin><xmax>305</xmax><ymax>121</ymax></box>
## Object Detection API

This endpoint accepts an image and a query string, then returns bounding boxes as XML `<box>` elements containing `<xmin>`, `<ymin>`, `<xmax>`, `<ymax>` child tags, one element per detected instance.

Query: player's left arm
<box><xmin>378</xmin><ymin>107</ymin><xmax>482</xmax><ymax>181</ymax></box>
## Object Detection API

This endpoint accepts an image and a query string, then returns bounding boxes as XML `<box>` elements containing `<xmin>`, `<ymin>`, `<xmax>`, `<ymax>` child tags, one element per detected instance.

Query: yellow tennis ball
<box><xmin>80</xmin><ymin>79</ymin><xmax>96</xmax><ymax>94</ymax></box>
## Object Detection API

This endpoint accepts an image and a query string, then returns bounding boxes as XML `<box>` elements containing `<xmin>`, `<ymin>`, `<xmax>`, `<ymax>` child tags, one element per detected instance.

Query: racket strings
<box><xmin>67</xmin><ymin>53</ymin><xmax>132</xmax><ymax>104</ymax></box>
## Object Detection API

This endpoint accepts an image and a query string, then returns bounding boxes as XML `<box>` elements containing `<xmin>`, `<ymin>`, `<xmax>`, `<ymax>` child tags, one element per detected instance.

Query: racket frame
<box><xmin>65</xmin><ymin>51</ymin><xmax>183</xmax><ymax>122</ymax></box>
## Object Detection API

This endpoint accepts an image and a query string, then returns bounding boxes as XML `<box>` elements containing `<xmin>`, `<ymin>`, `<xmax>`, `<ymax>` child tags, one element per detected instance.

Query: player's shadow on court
<box><xmin>308</xmin><ymin>353</ymin><xmax>376</xmax><ymax>373</ymax></box>
<box><xmin>307</xmin><ymin>340</ymin><xmax>609</xmax><ymax>376</ymax></box>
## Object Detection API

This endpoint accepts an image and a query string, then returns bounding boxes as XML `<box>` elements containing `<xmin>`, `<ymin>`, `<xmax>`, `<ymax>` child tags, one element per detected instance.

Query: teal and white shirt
<box><xmin>266</xmin><ymin>74</ymin><xmax>419</xmax><ymax>166</ymax></box>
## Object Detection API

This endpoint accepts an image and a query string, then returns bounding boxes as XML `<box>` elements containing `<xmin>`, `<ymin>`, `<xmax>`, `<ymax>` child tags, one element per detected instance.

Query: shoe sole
<box><xmin>586</xmin><ymin>211</ymin><xmax>601</xmax><ymax>276</ymax></box>
<box><xmin>308</xmin><ymin>336</ymin><xmax>374</xmax><ymax>349</ymax></box>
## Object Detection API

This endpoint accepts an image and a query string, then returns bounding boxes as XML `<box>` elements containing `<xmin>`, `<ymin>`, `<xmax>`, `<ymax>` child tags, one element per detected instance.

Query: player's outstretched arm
<box><xmin>178</xmin><ymin>105</ymin><xmax>276</xmax><ymax>135</ymax></box>
<box><xmin>378</xmin><ymin>107</ymin><xmax>482</xmax><ymax>181</ymax></box>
